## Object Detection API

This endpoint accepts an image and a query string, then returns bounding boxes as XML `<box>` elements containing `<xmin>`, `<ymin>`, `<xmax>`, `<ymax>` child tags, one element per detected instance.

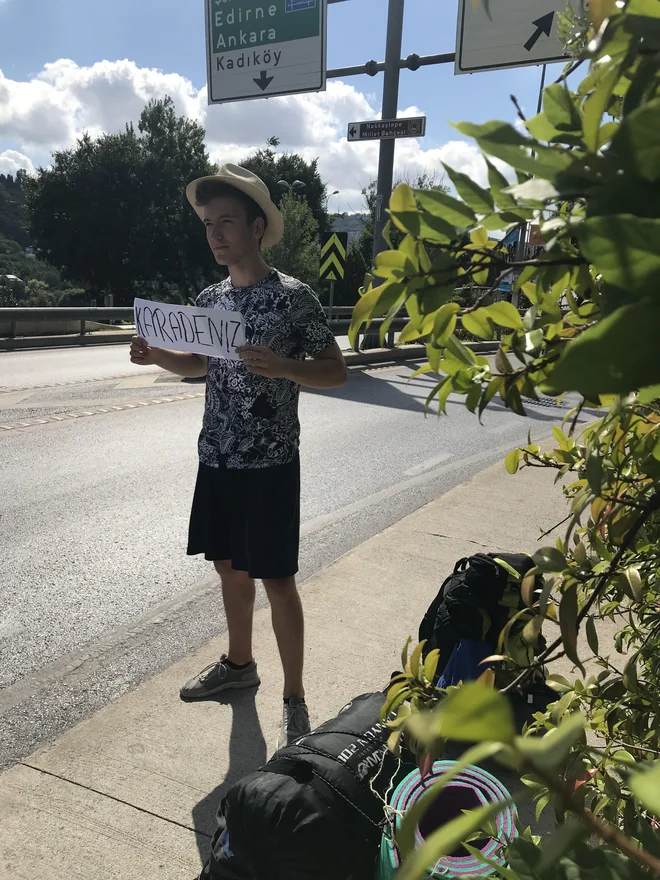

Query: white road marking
<box><xmin>300</xmin><ymin>440</ymin><xmax>518</xmax><ymax>538</ymax></box>
<box><xmin>487</xmin><ymin>421</ymin><xmax>522</xmax><ymax>435</ymax></box>
<box><xmin>0</xmin><ymin>390</ymin><xmax>37</xmax><ymax>410</ymax></box>
<box><xmin>114</xmin><ymin>374</ymin><xmax>161</xmax><ymax>389</ymax></box>
<box><xmin>404</xmin><ymin>451</ymin><xmax>452</xmax><ymax>477</ymax></box>
<box><xmin>0</xmin><ymin>392</ymin><xmax>204</xmax><ymax>432</ymax></box>
<box><xmin>0</xmin><ymin>617</ymin><xmax>23</xmax><ymax>640</ymax></box>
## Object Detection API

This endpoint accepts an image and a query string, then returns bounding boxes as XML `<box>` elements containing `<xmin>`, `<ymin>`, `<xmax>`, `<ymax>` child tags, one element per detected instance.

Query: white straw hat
<box><xmin>186</xmin><ymin>163</ymin><xmax>284</xmax><ymax>248</ymax></box>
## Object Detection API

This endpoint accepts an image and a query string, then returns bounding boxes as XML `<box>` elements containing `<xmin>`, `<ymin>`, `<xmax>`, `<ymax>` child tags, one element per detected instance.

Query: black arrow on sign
<box><xmin>349</xmin><ymin>126</ymin><xmax>357</xmax><ymax>138</ymax></box>
<box><xmin>253</xmin><ymin>70</ymin><xmax>274</xmax><ymax>91</ymax></box>
<box><xmin>523</xmin><ymin>11</ymin><xmax>554</xmax><ymax>51</ymax></box>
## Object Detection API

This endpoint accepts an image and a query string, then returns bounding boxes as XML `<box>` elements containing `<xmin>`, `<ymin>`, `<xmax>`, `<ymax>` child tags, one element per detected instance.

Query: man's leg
<box><xmin>179</xmin><ymin>560</ymin><xmax>259</xmax><ymax>701</ymax></box>
<box><xmin>214</xmin><ymin>560</ymin><xmax>256</xmax><ymax>666</ymax></box>
<box><xmin>262</xmin><ymin>576</ymin><xmax>304</xmax><ymax>699</ymax></box>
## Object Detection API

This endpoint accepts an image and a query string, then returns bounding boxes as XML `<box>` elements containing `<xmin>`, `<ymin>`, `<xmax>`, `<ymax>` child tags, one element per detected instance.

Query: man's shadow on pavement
<box><xmin>308</xmin><ymin>367</ymin><xmax>561</xmax><ymax>422</ymax></box>
<box><xmin>191</xmin><ymin>689</ymin><xmax>267</xmax><ymax>867</ymax></box>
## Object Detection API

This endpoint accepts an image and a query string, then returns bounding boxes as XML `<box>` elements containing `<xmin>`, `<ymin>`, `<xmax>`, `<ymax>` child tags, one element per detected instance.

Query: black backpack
<box><xmin>419</xmin><ymin>552</ymin><xmax>544</xmax><ymax>682</ymax></box>
<box><xmin>199</xmin><ymin>692</ymin><xmax>402</xmax><ymax>880</ymax></box>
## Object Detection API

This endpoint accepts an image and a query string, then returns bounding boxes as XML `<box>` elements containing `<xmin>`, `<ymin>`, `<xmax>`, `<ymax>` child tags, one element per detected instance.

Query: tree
<box><xmin>23</xmin><ymin>97</ymin><xmax>219</xmax><ymax>305</ymax></box>
<box><xmin>0</xmin><ymin>175</ymin><xmax>76</xmax><ymax>299</ymax></box>
<box><xmin>0</xmin><ymin>274</ymin><xmax>25</xmax><ymax>307</ymax></box>
<box><xmin>136</xmin><ymin>97</ymin><xmax>219</xmax><ymax>299</ymax></box>
<box><xmin>263</xmin><ymin>190</ymin><xmax>320</xmax><ymax>290</ymax></box>
<box><xmin>240</xmin><ymin>147</ymin><xmax>331</xmax><ymax>238</ymax></box>
<box><xmin>0</xmin><ymin>172</ymin><xmax>30</xmax><ymax>248</ymax></box>
<box><xmin>0</xmin><ymin>235</ymin><xmax>65</xmax><ymax>291</ymax></box>
<box><xmin>24</xmin><ymin>130</ymin><xmax>148</xmax><ymax>303</ymax></box>
<box><xmin>355</xmin><ymin>172</ymin><xmax>449</xmax><ymax>262</ymax></box>
<box><xmin>351</xmin><ymin>1</ymin><xmax>660</xmax><ymax>877</ymax></box>
<box><xmin>332</xmin><ymin>173</ymin><xmax>450</xmax><ymax>308</ymax></box>
<box><xmin>330</xmin><ymin>242</ymin><xmax>368</xmax><ymax>307</ymax></box>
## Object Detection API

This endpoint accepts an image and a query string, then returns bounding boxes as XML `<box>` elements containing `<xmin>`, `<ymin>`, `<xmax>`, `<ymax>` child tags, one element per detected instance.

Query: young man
<box><xmin>130</xmin><ymin>164</ymin><xmax>347</xmax><ymax>747</ymax></box>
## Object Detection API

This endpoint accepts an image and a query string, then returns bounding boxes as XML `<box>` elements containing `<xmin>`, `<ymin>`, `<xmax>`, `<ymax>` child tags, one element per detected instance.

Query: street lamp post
<box><xmin>278</xmin><ymin>179</ymin><xmax>306</xmax><ymax>194</ymax></box>
<box><xmin>325</xmin><ymin>189</ymin><xmax>339</xmax><ymax>211</ymax></box>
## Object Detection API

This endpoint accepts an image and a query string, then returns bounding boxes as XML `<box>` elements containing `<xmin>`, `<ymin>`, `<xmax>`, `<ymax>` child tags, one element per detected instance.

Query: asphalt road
<box><xmin>0</xmin><ymin>343</ymin><xmax>153</xmax><ymax>390</ymax></box>
<box><xmin>0</xmin><ymin>345</ymin><xmax>575</xmax><ymax>768</ymax></box>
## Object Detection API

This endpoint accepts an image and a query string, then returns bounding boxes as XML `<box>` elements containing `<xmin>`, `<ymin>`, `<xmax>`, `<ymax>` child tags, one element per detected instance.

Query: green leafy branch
<box><xmin>394</xmin><ymin>685</ymin><xmax>660</xmax><ymax>878</ymax></box>
<box><xmin>353</xmin><ymin>2</ymin><xmax>660</xmax><ymax>877</ymax></box>
<box><xmin>502</xmin><ymin>490</ymin><xmax>660</xmax><ymax>695</ymax></box>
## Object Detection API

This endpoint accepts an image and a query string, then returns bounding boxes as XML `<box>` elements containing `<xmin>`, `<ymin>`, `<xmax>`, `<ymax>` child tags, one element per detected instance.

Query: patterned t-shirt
<box><xmin>195</xmin><ymin>269</ymin><xmax>336</xmax><ymax>470</ymax></box>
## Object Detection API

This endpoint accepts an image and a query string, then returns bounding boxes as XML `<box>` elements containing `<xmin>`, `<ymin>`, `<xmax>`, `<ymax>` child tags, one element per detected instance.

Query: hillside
<box><xmin>331</xmin><ymin>212</ymin><xmax>368</xmax><ymax>246</ymax></box>
<box><xmin>0</xmin><ymin>173</ymin><xmax>31</xmax><ymax>249</ymax></box>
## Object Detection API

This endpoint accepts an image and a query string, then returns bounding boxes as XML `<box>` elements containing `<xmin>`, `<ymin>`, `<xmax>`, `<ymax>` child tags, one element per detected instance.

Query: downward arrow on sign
<box><xmin>524</xmin><ymin>11</ymin><xmax>555</xmax><ymax>51</ymax></box>
<box><xmin>253</xmin><ymin>70</ymin><xmax>274</xmax><ymax>91</ymax></box>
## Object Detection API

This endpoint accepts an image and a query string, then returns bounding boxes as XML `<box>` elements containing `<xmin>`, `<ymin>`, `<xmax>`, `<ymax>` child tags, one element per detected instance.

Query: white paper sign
<box><xmin>134</xmin><ymin>298</ymin><xmax>246</xmax><ymax>361</ymax></box>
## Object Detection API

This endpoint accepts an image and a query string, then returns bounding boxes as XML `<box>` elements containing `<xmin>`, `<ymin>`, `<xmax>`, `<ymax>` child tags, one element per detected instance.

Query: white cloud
<box><xmin>0</xmin><ymin>149</ymin><xmax>35</xmax><ymax>176</ymax></box>
<box><xmin>201</xmin><ymin>80</ymin><xmax>374</xmax><ymax>153</ymax></box>
<box><xmin>423</xmin><ymin>140</ymin><xmax>513</xmax><ymax>189</ymax></box>
<box><xmin>0</xmin><ymin>60</ymin><xmax>198</xmax><ymax>151</ymax></box>
<box><xmin>0</xmin><ymin>59</ymin><xmax>503</xmax><ymax>212</ymax></box>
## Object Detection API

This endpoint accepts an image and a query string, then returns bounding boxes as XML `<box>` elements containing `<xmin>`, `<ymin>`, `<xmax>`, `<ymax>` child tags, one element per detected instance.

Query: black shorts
<box><xmin>187</xmin><ymin>456</ymin><xmax>300</xmax><ymax>580</ymax></box>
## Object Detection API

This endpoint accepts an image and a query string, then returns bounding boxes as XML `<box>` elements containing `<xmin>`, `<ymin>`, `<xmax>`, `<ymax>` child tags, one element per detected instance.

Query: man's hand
<box><xmin>130</xmin><ymin>335</ymin><xmax>159</xmax><ymax>366</ymax></box>
<box><xmin>237</xmin><ymin>345</ymin><xmax>288</xmax><ymax>379</ymax></box>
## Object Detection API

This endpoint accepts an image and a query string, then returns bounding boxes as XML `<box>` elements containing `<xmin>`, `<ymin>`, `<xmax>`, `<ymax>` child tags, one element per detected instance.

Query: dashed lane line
<box><xmin>0</xmin><ymin>391</ymin><xmax>204</xmax><ymax>432</ymax></box>
<box><xmin>0</xmin><ymin>370</ymin><xmax>169</xmax><ymax>396</ymax></box>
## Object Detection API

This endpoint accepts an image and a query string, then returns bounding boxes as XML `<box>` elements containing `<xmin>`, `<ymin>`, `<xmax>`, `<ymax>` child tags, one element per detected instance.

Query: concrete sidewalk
<box><xmin>0</xmin><ymin>454</ymin><xmax>567</xmax><ymax>879</ymax></box>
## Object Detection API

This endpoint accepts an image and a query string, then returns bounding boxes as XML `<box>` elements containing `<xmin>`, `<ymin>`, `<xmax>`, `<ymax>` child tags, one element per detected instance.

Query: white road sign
<box><xmin>134</xmin><ymin>298</ymin><xmax>246</xmax><ymax>360</ymax></box>
<box><xmin>206</xmin><ymin>0</ymin><xmax>327</xmax><ymax>105</ymax></box>
<box><xmin>455</xmin><ymin>0</ymin><xmax>576</xmax><ymax>75</ymax></box>
<box><xmin>347</xmin><ymin>117</ymin><xmax>427</xmax><ymax>141</ymax></box>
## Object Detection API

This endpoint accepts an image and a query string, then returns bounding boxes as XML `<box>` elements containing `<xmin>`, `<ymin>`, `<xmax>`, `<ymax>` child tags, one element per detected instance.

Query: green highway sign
<box><xmin>206</xmin><ymin>0</ymin><xmax>327</xmax><ymax>104</ymax></box>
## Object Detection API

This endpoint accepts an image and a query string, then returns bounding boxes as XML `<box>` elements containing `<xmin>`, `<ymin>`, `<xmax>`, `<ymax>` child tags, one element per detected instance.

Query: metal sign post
<box><xmin>356</xmin><ymin>0</ymin><xmax>405</xmax><ymax>350</ymax></box>
<box><xmin>372</xmin><ymin>0</ymin><xmax>405</xmax><ymax>269</ymax></box>
<box><xmin>206</xmin><ymin>0</ymin><xmax>327</xmax><ymax>104</ymax></box>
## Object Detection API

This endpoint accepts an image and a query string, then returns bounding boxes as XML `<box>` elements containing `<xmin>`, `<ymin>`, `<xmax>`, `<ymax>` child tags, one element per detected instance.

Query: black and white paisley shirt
<box><xmin>196</xmin><ymin>269</ymin><xmax>336</xmax><ymax>470</ymax></box>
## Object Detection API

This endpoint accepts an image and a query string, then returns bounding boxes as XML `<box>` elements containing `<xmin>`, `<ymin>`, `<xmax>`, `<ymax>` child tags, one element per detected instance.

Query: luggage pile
<box><xmin>199</xmin><ymin>551</ymin><xmax>554</xmax><ymax>880</ymax></box>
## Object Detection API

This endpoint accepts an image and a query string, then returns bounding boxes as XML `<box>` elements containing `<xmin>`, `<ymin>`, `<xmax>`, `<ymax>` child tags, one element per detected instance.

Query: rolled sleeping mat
<box><xmin>377</xmin><ymin>760</ymin><xmax>517</xmax><ymax>879</ymax></box>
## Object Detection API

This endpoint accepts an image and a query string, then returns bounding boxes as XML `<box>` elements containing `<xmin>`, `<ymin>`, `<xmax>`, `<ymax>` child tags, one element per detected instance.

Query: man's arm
<box><xmin>130</xmin><ymin>336</ymin><xmax>208</xmax><ymax>378</ymax></box>
<box><xmin>283</xmin><ymin>341</ymin><xmax>348</xmax><ymax>389</ymax></box>
<box><xmin>236</xmin><ymin>342</ymin><xmax>347</xmax><ymax>389</ymax></box>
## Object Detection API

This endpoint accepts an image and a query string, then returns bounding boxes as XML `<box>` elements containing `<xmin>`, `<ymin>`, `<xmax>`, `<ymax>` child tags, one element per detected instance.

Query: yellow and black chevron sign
<box><xmin>319</xmin><ymin>231</ymin><xmax>348</xmax><ymax>281</ymax></box>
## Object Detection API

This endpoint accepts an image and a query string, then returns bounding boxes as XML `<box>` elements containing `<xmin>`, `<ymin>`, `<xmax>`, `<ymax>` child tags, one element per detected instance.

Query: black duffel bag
<box><xmin>199</xmin><ymin>692</ymin><xmax>401</xmax><ymax>880</ymax></box>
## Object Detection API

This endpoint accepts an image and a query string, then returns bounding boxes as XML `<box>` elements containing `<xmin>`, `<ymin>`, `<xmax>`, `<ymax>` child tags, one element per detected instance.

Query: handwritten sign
<box><xmin>134</xmin><ymin>298</ymin><xmax>246</xmax><ymax>360</ymax></box>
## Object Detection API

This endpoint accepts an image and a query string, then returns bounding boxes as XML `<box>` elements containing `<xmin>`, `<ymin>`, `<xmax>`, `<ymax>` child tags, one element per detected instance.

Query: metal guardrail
<box><xmin>0</xmin><ymin>305</ymin><xmax>355</xmax><ymax>322</ymax></box>
<box><xmin>0</xmin><ymin>307</ymin><xmax>134</xmax><ymax>321</ymax></box>
<box><xmin>0</xmin><ymin>307</ymin><xmax>135</xmax><ymax>344</ymax></box>
<box><xmin>0</xmin><ymin>307</ymin><xmax>410</xmax><ymax>349</ymax></box>
<box><xmin>2</xmin><ymin>298</ymin><xmax>529</xmax><ymax>350</ymax></box>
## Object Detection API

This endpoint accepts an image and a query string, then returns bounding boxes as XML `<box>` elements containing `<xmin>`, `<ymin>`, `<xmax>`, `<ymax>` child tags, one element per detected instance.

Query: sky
<box><xmin>0</xmin><ymin>0</ymin><xmax>564</xmax><ymax>213</ymax></box>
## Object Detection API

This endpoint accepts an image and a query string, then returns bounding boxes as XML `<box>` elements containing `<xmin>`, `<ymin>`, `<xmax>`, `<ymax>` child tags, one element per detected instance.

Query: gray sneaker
<box><xmin>277</xmin><ymin>697</ymin><xmax>311</xmax><ymax>750</ymax></box>
<box><xmin>180</xmin><ymin>654</ymin><xmax>260</xmax><ymax>701</ymax></box>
